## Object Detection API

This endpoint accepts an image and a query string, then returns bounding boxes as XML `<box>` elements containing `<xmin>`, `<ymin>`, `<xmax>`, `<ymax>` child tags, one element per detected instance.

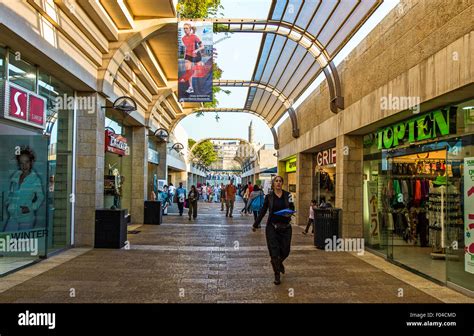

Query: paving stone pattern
<box><xmin>0</xmin><ymin>199</ymin><xmax>440</xmax><ymax>303</ymax></box>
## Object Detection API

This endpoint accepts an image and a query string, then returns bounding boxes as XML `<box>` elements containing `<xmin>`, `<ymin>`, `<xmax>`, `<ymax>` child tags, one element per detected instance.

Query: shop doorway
<box><xmin>384</xmin><ymin>147</ymin><xmax>454</xmax><ymax>282</ymax></box>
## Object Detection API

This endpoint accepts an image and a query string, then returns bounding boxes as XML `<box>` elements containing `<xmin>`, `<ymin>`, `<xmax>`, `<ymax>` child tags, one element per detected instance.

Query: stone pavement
<box><xmin>0</xmin><ymin>198</ymin><xmax>470</xmax><ymax>303</ymax></box>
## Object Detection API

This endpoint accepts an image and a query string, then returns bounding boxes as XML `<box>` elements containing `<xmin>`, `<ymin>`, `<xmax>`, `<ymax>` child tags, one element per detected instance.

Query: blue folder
<box><xmin>274</xmin><ymin>209</ymin><xmax>296</xmax><ymax>217</ymax></box>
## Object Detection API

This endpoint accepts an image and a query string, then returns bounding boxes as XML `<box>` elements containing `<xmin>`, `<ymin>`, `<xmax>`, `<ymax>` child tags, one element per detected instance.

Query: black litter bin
<box><xmin>144</xmin><ymin>201</ymin><xmax>162</xmax><ymax>224</ymax></box>
<box><xmin>314</xmin><ymin>208</ymin><xmax>341</xmax><ymax>249</ymax></box>
<box><xmin>95</xmin><ymin>209</ymin><xmax>128</xmax><ymax>248</ymax></box>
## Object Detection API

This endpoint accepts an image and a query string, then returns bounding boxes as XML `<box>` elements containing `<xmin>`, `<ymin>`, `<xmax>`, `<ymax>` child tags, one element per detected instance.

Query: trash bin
<box><xmin>144</xmin><ymin>201</ymin><xmax>162</xmax><ymax>225</ymax></box>
<box><xmin>314</xmin><ymin>208</ymin><xmax>342</xmax><ymax>249</ymax></box>
<box><xmin>95</xmin><ymin>209</ymin><xmax>128</xmax><ymax>248</ymax></box>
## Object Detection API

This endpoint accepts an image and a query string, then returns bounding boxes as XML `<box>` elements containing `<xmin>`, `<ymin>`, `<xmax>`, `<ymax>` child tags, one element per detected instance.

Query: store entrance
<box><xmin>384</xmin><ymin>147</ymin><xmax>452</xmax><ymax>282</ymax></box>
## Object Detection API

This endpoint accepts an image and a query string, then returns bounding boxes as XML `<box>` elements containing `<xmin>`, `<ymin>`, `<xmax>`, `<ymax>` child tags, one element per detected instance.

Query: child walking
<box><xmin>302</xmin><ymin>200</ymin><xmax>317</xmax><ymax>235</ymax></box>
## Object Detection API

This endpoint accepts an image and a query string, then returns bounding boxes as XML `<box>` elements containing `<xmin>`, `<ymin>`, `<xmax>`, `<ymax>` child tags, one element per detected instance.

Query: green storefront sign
<box><xmin>377</xmin><ymin>108</ymin><xmax>456</xmax><ymax>149</ymax></box>
<box><xmin>285</xmin><ymin>157</ymin><xmax>297</xmax><ymax>172</ymax></box>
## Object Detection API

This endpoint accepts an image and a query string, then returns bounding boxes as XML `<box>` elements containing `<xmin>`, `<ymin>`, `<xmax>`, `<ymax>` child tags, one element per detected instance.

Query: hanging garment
<box><xmin>414</xmin><ymin>179</ymin><xmax>422</xmax><ymax>206</ymax></box>
<box><xmin>401</xmin><ymin>180</ymin><xmax>409</xmax><ymax>205</ymax></box>
<box><xmin>392</xmin><ymin>179</ymin><xmax>402</xmax><ymax>205</ymax></box>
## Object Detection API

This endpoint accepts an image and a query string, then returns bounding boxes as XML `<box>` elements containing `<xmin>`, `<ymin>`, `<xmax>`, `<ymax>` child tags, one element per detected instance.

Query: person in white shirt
<box><xmin>302</xmin><ymin>200</ymin><xmax>317</xmax><ymax>235</ymax></box>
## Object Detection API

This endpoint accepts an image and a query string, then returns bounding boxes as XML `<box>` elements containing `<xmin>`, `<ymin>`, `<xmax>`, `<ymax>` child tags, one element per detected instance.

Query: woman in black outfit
<box><xmin>252</xmin><ymin>176</ymin><xmax>295</xmax><ymax>285</ymax></box>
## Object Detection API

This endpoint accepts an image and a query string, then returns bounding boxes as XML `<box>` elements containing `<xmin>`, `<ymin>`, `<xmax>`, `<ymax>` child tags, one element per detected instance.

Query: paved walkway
<box><xmin>0</xmin><ymin>198</ymin><xmax>471</xmax><ymax>303</ymax></box>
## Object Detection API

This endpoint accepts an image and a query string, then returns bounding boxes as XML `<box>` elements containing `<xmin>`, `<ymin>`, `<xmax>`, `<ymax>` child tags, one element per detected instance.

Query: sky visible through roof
<box><xmin>178</xmin><ymin>0</ymin><xmax>400</xmax><ymax>145</ymax></box>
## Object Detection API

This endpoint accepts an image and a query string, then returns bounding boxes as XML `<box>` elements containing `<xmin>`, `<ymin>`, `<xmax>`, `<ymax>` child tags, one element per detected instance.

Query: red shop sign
<box><xmin>105</xmin><ymin>130</ymin><xmax>129</xmax><ymax>156</ymax></box>
<box><xmin>4</xmin><ymin>82</ymin><xmax>46</xmax><ymax>129</ymax></box>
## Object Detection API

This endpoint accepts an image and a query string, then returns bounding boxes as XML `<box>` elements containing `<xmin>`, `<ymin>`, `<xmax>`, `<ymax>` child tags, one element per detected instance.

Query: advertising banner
<box><xmin>0</xmin><ymin>135</ymin><xmax>48</xmax><ymax>257</ymax></box>
<box><xmin>178</xmin><ymin>21</ymin><xmax>213</xmax><ymax>102</ymax></box>
<box><xmin>464</xmin><ymin>157</ymin><xmax>474</xmax><ymax>274</ymax></box>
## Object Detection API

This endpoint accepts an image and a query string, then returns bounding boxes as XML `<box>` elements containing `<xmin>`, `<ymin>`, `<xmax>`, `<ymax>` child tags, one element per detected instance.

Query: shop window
<box><xmin>8</xmin><ymin>51</ymin><xmax>36</xmax><ymax>92</ymax></box>
<box><xmin>0</xmin><ymin>46</ymin><xmax>5</xmax><ymax>82</ymax></box>
<box><xmin>38</xmin><ymin>70</ymin><xmax>74</xmax><ymax>254</ymax></box>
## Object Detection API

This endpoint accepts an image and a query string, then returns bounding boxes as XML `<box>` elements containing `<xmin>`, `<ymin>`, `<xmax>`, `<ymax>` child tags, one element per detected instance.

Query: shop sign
<box><xmin>364</xmin><ymin>181</ymin><xmax>380</xmax><ymax>245</ymax></box>
<box><xmin>316</xmin><ymin>148</ymin><xmax>336</xmax><ymax>166</ymax></box>
<box><xmin>148</xmin><ymin>148</ymin><xmax>160</xmax><ymax>164</ymax></box>
<box><xmin>285</xmin><ymin>157</ymin><xmax>296</xmax><ymax>173</ymax></box>
<box><xmin>377</xmin><ymin>108</ymin><xmax>456</xmax><ymax>150</ymax></box>
<box><xmin>4</xmin><ymin>82</ymin><xmax>46</xmax><ymax>129</ymax></box>
<box><xmin>464</xmin><ymin>157</ymin><xmax>474</xmax><ymax>274</ymax></box>
<box><xmin>105</xmin><ymin>130</ymin><xmax>129</xmax><ymax>156</ymax></box>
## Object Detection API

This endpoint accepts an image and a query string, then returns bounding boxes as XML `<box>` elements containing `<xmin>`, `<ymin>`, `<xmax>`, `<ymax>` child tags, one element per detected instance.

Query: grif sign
<box><xmin>316</xmin><ymin>148</ymin><xmax>336</xmax><ymax>166</ymax></box>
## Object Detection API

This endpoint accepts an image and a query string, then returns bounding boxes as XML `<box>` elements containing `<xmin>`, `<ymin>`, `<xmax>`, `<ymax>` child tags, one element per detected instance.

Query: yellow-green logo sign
<box><xmin>286</xmin><ymin>157</ymin><xmax>297</xmax><ymax>172</ymax></box>
<box><xmin>377</xmin><ymin>108</ymin><xmax>456</xmax><ymax>149</ymax></box>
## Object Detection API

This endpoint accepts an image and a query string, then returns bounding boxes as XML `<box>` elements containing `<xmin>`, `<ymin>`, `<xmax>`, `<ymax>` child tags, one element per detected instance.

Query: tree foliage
<box><xmin>188</xmin><ymin>138</ymin><xmax>196</xmax><ymax>149</ymax></box>
<box><xmin>192</xmin><ymin>140</ymin><xmax>218</xmax><ymax>166</ymax></box>
<box><xmin>177</xmin><ymin>0</ymin><xmax>223</xmax><ymax>19</ymax></box>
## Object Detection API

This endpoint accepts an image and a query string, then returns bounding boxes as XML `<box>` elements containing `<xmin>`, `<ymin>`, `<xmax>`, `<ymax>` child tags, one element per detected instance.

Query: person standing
<box><xmin>225</xmin><ymin>180</ymin><xmax>237</xmax><ymax>218</ymax></box>
<box><xmin>252</xmin><ymin>176</ymin><xmax>295</xmax><ymax>285</ymax></box>
<box><xmin>187</xmin><ymin>185</ymin><xmax>199</xmax><ymax>220</ymax></box>
<box><xmin>220</xmin><ymin>183</ymin><xmax>226</xmax><ymax>211</ymax></box>
<box><xmin>176</xmin><ymin>182</ymin><xmax>187</xmax><ymax>216</ymax></box>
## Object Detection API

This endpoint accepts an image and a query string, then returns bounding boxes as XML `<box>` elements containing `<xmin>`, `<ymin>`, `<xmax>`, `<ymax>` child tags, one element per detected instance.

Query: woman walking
<box><xmin>247</xmin><ymin>184</ymin><xmax>264</xmax><ymax>222</ymax></box>
<box><xmin>253</xmin><ymin>176</ymin><xmax>295</xmax><ymax>285</ymax></box>
<box><xmin>187</xmin><ymin>185</ymin><xmax>199</xmax><ymax>220</ymax></box>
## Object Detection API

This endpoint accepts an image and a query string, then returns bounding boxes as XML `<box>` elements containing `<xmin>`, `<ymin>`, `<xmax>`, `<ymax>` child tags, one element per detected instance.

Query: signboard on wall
<box><xmin>4</xmin><ymin>82</ymin><xmax>46</xmax><ymax>129</ymax></box>
<box><xmin>285</xmin><ymin>157</ymin><xmax>297</xmax><ymax>173</ymax></box>
<box><xmin>316</xmin><ymin>148</ymin><xmax>336</xmax><ymax>166</ymax></box>
<box><xmin>178</xmin><ymin>21</ymin><xmax>213</xmax><ymax>102</ymax></box>
<box><xmin>464</xmin><ymin>157</ymin><xmax>474</xmax><ymax>274</ymax></box>
<box><xmin>105</xmin><ymin>130</ymin><xmax>129</xmax><ymax>156</ymax></box>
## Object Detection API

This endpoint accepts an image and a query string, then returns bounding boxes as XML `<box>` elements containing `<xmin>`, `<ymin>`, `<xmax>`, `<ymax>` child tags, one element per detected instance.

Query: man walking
<box><xmin>176</xmin><ymin>182</ymin><xmax>187</xmax><ymax>216</ymax></box>
<box><xmin>225</xmin><ymin>180</ymin><xmax>237</xmax><ymax>218</ymax></box>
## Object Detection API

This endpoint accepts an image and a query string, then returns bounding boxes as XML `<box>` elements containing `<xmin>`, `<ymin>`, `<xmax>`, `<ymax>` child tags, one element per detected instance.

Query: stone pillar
<box><xmin>74</xmin><ymin>92</ymin><xmax>105</xmax><ymax>247</ymax></box>
<box><xmin>156</xmin><ymin>141</ymin><xmax>168</xmax><ymax>180</ymax></box>
<box><xmin>295</xmin><ymin>153</ymin><xmax>313</xmax><ymax>226</ymax></box>
<box><xmin>130</xmin><ymin>126</ymin><xmax>147</xmax><ymax>225</ymax></box>
<box><xmin>336</xmin><ymin>135</ymin><xmax>363</xmax><ymax>238</ymax></box>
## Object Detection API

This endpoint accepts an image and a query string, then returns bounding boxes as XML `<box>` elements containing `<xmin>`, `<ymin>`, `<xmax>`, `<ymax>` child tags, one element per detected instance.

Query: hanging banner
<box><xmin>178</xmin><ymin>21</ymin><xmax>213</xmax><ymax>103</ymax></box>
<box><xmin>364</xmin><ymin>181</ymin><xmax>380</xmax><ymax>246</ymax></box>
<box><xmin>464</xmin><ymin>157</ymin><xmax>474</xmax><ymax>274</ymax></box>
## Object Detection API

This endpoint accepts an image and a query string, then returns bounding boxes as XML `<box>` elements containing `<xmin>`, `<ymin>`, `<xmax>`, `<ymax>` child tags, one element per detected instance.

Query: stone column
<box><xmin>156</xmin><ymin>141</ymin><xmax>168</xmax><ymax>180</ymax></box>
<box><xmin>130</xmin><ymin>126</ymin><xmax>147</xmax><ymax>225</ymax></box>
<box><xmin>295</xmin><ymin>153</ymin><xmax>313</xmax><ymax>226</ymax></box>
<box><xmin>74</xmin><ymin>92</ymin><xmax>105</xmax><ymax>247</ymax></box>
<box><xmin>336</xmin><ymin>135</ymin><xmax>363</xmax><ymax>238</ymax></box>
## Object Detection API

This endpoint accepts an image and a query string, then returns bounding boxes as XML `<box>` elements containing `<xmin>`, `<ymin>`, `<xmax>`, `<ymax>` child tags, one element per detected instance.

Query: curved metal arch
<box><xmin>101</xmin><ymin>17</ymin><xmax>344</xmax><ymax>116</ymax></box>
<box><xmin>170</xmin><ymin>108</ymin><xmax>281</xmax><ymax>150</ymax></box>
<box><xmin>213</xmin><ymin>80</ymin><xmax>292</xmax><ymax>108</ymax></box>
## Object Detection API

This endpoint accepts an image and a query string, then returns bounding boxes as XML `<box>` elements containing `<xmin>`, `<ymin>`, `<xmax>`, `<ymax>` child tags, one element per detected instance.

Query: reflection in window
<box><xmin>8</xmin><ymin>52</ymin><xmax>36</xmax><ymax>92</ymax></box>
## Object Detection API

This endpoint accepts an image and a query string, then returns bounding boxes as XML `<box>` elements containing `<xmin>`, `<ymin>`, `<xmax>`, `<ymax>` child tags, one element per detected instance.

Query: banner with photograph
<box><xmin>178</xmin><ymin>21</ymin><xmax>213</xmax><ymax>103</ymax></box>
<box><xmin>0</xmin><ymin>135</ymin><xmax>48</xmax><ymax>257</ymax></box>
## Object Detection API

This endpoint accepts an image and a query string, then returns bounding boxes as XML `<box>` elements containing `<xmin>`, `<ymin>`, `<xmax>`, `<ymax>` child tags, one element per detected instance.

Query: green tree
<box><xmin>192</xmin><ymin>140</ymin><xmax>218</xmax><ymax>166</ymax></box>
<box><xmin>177</xmin><ymin>0</ymin><xmax>223</xmax><ymax>18</ymax></box>
<box><xmin>188</xmin><ymin>138</ymin><xmax>196</xmax><ymax>149</ymax></box>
